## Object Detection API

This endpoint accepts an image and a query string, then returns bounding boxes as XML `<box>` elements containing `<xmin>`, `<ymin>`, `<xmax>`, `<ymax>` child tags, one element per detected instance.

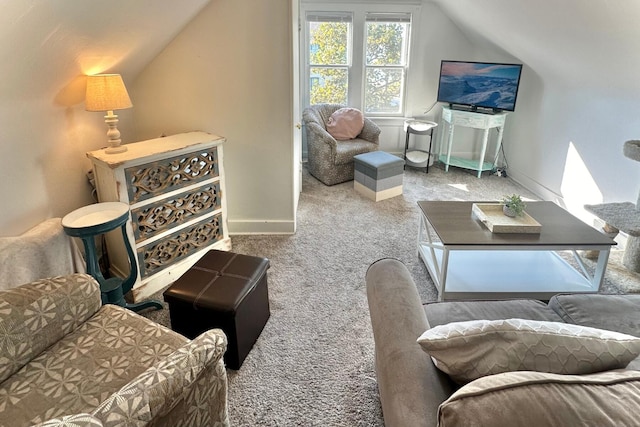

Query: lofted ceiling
<box><xmin>431</xmin><ymin>0</ymin><xmax>640</xmax><ymax>95</ymax></box>
<box><xmin>0</xmin><ymin>0</ymin><xmax>210</xmax><ymax>101</ymax></box>
<box><xmin>0</xmin><ymin>0</ymin><xmax>211</xmax><ymax>235</ymax></box>
<box><xmin>4</xmin><ymin>0</ymin><xmax>636</xmax><ymax>108</ymax></box>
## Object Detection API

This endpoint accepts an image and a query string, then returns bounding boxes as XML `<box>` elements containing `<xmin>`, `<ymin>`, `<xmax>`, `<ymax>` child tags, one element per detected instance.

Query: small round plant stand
<box><xmin>62</xmin><ymin>202</ymin><xmax>163</xmax><ymax>312</ymax></box>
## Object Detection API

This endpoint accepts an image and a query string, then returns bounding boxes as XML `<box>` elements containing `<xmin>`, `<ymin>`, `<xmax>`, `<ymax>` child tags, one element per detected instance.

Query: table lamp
<box><xmin>85</xmin><ymin>74</ymin><xmax>133</xmax><ymax>154</ymax></box>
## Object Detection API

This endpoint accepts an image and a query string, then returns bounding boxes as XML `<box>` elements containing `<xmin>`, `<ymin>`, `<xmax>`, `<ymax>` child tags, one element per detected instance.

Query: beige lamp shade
<box><xmin>85</xmin><ymin>73</ymin><xmax>132</xmax><ymax>154</ymax></box>
<box><xmin>85</xmin><ymin>74</ymin><xmax>132</xmax><ymax>112</ymax></box>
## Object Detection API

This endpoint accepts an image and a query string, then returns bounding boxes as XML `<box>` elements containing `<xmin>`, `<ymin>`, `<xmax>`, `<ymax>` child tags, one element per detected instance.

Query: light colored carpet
<box><xmin>142</xmin><ymin>163</ymin><xmax>639</xmax><ymax>426</ymax></box>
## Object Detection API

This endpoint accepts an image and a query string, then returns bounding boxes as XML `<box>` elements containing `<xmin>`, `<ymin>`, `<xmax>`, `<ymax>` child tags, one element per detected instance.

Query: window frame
<box><xmin>306</xmin><ymin>12</ymin><xmax>353</xmax><ymax>106</ymax></box>
<box><xmin>301</xmin><ymin>3</ymin><xmax>418</xmax><ymax>118</ymax></box>
<box><xmin>363</xmin><ymin>13</ymin><xmax>412</xmax><ymax>115</ymax></box>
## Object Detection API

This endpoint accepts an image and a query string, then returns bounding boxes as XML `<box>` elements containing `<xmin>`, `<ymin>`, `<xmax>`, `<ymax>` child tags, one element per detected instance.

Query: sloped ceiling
<box><xmin>431</xmin><ymin>0</ymin><xmax>640</xmax><ymax>94</ymax></box>
<box><xmin>0</xmin><ymin>0</ymin><xmax>210</xmax><ymax>235</ymax></box>
<box><xmin>0</xmin><ymin>0</ymin><xmax>210</xmax><ymax>100</ymax></box>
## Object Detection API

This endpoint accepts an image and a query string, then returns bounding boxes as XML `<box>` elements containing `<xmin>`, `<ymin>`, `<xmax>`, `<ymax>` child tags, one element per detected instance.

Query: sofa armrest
<box><xmin>93</xmin><ymin>329</ymin><xmax>229</xmax><ymax>427</ymax></box>
<box><xmin>0</xmin><ymin>273</ymin><xmax>101</xmax><ymax>383</ymax></box>
<box><xmin>366</xmin><ymin>258</ymin><xmax>452</xmax><ymax>427</ymax></box>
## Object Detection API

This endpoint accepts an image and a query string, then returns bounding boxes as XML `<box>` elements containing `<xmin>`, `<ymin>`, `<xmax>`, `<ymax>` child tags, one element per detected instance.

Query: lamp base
<box><xmin>105</xmin><ymin>144</ymin><xmax>128</xmax><ymax>154</ymax></box>
<box><xmin>104</xmin><ymin>111</ymin><xmax>127</xmax><ymax>154</ymax></box>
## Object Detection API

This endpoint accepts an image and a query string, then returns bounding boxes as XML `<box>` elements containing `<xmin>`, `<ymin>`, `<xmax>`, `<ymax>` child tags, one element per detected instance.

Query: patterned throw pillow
<box><xmin>326</xmin><ymin>107</ymin><xmax>364</xmax><ymax>140</ymax></box>
<box><xmin>417</xmin><ymin>318</ymin><xmax>640</xmax><ymax>384</ymax></box>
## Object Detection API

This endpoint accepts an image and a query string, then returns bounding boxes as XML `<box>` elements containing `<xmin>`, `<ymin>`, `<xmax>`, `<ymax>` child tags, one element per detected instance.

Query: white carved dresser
<box><xmin>87</xmin><ymin>131</ymin><xmax>231</xmax><ymax>302</ymax></box>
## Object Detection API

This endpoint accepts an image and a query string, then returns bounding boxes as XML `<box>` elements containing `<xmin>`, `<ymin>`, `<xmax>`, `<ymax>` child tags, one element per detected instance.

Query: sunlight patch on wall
<box><xmin>560</xmin><ymin>141</ymin><xmax>602</xmax><ymax>224</ymax></box>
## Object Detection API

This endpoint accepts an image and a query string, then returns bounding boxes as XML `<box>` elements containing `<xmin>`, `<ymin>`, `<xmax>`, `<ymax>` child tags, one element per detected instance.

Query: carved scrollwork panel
<box><xmin>137</xmin><ymin>214</ymin><xmax>223</xmax><ymax>278</ymax></box>
<box><xmin>131</xmin><ymin>182</ymin><xmax>222</xmax><ymax>242</ymax></box>
<box><xmin>125</xmin><ymin>148</ymin><xmax>219</xmax><ymax>204</ymax></box>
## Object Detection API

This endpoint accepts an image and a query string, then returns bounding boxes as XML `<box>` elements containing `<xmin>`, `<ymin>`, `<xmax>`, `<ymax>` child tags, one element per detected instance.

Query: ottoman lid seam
<box><xmin>191</xmin><ymin>253</ymin><xmax>264</xmax><ymax>309</ymax></box>
<box><xmin>192</xmin><ymin>252</ymin><xmax>238</xmax><ymax>309</ymax></box>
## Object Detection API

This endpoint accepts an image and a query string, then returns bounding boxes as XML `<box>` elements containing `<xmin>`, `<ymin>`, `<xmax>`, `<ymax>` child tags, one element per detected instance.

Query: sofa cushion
<box><xmin>424</xmin><ymin>299</ymin><xmax>564</xmax><ymax>328</ymax></box>
<box><xmin>438</xmin><ymin>369</ymin><xmax>640</xmax><ymax>427</ymax></box>
<box><xmin>326</xmin><ymin>107</ymin><xmax>364</xmax><ymax>140</ymax></box>
<box><xmin>417</xmin><ymin>319</ymin><xmax>640</xmax><ymax>384</ymax></box>
<box><xmin>0</xmin><ymin>304</ymin><xmax>187</xmax><ymax>426</ymax></box>
<box><xmin>550</xmin><ymin>293</ymin><xmax>640</xmax><ymax>370</ymax></box>
<box><xmin>549</xmin><ymin>293</ymin><xmax>640</xmax><ymax>336</ymax></box>
<box><xmin>333</xmin><ymin>139</ymin><xmax>379</xmax><ymax>165</ymax></box>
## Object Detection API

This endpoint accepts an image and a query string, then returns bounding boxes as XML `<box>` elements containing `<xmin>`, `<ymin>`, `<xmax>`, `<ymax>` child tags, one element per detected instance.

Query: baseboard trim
<box><xmin>506</xmin><ymin>170</ymin><xmax>564</xmax><ymax>206</ymax></box>
<box><xmin>228</xmin><ymin>219</ymin><xmax>296</xmax><ymax>235</ymax></box>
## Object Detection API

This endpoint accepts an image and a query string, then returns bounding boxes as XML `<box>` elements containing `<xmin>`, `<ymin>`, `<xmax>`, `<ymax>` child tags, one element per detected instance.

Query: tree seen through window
<box><xmin>306</xmin><ymin>13</ymin><xmax>410</xmax><ymax>114</ymax></box>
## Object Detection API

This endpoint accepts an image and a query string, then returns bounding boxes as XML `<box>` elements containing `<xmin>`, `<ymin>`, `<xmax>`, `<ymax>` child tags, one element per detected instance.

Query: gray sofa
<box><xmin>366</xmin><ymin>258</ymin><xmax>640</xmax><ymax>427</ymax></box>
<box><xmin>0</xmin><ymin>274</ymin><xmax>229</xmax><ymax>427</ymax></box>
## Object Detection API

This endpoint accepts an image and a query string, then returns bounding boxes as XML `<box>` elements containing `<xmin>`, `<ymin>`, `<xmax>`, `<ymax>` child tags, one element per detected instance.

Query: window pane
<box><xmin>366</xmin><ymin>22</ymin><xmax>408</xmax><ymax>66</ymax></box>
<box><xmin>310</xmin><ymin>67</ymin><xmax>348</xmax><ymax>105</ymax></box>
<box><xmin>365</xmin><ymin>68</ymin><xmax>403</xmax><ymax>114</ymax></box>
<box><xmin>309</xmin><ymin>21</ymin><xmax>350</xmax><ymax>66</ymax></box>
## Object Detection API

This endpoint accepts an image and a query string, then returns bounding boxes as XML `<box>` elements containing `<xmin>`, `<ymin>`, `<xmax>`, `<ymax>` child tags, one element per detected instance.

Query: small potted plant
<box><xmin>501</xmin><ymin>194</ymin><xmax>526</xmax><ymax>217</ymax></box>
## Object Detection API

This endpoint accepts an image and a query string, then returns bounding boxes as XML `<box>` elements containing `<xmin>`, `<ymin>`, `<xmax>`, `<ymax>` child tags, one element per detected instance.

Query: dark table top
<box><xmin>418</xmin><ymin>201</ymin><xmax>617</xmax><ymax>247</ymax></box>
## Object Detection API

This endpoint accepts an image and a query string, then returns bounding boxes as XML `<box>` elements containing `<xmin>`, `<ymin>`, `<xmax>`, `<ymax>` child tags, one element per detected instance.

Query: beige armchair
<box><xmin>303</xmin><ymin>104</ymin><xmax>380</xmax><ymax>185</ymax></box>
<box><xmin>0</xmin><ymin>274</ymin><xmax>229</xmax><ymax>427</ymax></box>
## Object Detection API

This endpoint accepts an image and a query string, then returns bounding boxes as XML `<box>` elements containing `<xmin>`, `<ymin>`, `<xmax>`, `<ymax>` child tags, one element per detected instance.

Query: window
<box><xmin>364</xmin><ymin>13</ymin><xmax>411</xmax><ymax>115</ymax></box>
<box><xmin>304</xmin><ymin>9</ymin><xmax>412</xmax><ymax>116</ymax></box>
<box><xmin>307</xmin><ymin>13</ymin><xmax>352</xmax><ymax>106</ymax></box>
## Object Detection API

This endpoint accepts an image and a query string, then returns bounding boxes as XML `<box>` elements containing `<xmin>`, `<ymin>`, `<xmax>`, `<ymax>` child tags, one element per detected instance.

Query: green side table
<box><xmin>62</xmin><ymin>202</ymin><xmax>163</xmax><ymax>312</ymax></box>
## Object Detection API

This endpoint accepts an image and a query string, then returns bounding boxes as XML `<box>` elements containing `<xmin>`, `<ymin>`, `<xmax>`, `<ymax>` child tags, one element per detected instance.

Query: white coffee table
<box><xmin>417</xmin><ymin>201</ymin><xmax>617</xmax><ymax>301</ymax></box>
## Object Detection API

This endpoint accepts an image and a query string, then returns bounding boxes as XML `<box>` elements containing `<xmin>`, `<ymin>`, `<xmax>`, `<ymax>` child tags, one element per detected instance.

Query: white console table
<box><xmin>438</xmin><ymin>106</ymin><xmax>508</xmax><ymax>178</ymax></box>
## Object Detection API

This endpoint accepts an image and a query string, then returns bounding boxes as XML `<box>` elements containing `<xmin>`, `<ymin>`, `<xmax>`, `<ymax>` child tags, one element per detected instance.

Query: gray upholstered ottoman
<box><xmin>353</xmin><ymin>151</ymin><xmax>405</xmax><ymax>201</ymax></box>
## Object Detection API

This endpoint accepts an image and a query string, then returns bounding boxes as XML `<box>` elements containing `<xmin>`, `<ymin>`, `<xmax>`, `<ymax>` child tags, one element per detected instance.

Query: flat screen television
<box><xmin>436</xmin><ymin>60</ymin><xmax>523</xmax><ymax>113</ymax></box>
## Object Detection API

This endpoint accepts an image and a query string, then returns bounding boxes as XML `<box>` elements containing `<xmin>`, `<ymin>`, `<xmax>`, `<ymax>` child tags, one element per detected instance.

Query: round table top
<box><xmin>62</xmin><ymin>202</ymin><xmax>130</xmax><ymax>230</ymax></box>
<box><xmin>404</xmin><ymin>119</ymin><xmax>438</xmax><ymax>134</ymax></box>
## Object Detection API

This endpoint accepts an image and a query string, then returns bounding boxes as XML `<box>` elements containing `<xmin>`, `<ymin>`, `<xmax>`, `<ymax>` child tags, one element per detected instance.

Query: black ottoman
<box><xmin>163</xmin><ymin>250</ymin><xmax>270</xmax><ymax>370</ymax></box>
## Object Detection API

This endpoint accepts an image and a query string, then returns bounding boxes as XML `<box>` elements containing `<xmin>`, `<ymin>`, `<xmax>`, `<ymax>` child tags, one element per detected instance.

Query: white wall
<box><xmin>385</xmin><ymin>2</ymin><xmax>476</xmax><ymax>156</ymax></box>
<box><xmin>433</xmin><ymin>0</ymin><xmax>640</xmax><ymax>225</ymax></box>
<box><xmin>0</xmin><ymin>0</ymin><xmax>209</xmax><ymax>236</ymax></box>
<box><xmin>132</xmin><ymin>0</ymin><xmax>295</xmax><ymax>235</ymax></box>
<box><xmin>506</xmin><ymin>83</ymin><xmax>640</xmax><ymax>221</ymax></box>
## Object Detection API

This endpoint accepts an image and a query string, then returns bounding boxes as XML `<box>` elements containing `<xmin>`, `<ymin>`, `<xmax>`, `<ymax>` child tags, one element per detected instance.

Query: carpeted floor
<box><xmin>141</xmin><ymin>163</ymin><xmax>640</xmax><ymax>426</ymax></box>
